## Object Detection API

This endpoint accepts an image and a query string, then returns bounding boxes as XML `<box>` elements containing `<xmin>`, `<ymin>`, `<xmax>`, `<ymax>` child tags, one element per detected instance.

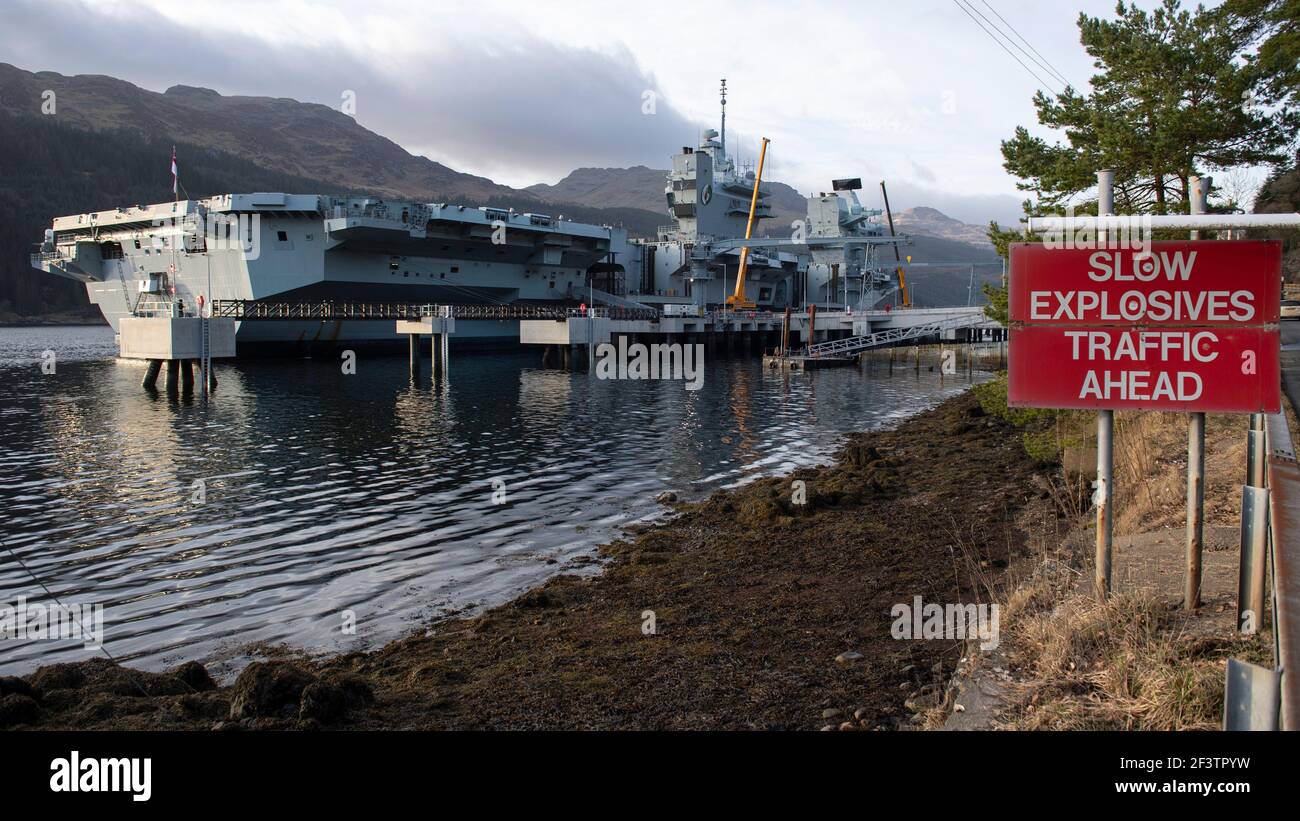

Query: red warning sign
<box><xmin>1008</xmin><ymin>240</ymin><xmax>1281</xmax><ymax>412</ymax></box>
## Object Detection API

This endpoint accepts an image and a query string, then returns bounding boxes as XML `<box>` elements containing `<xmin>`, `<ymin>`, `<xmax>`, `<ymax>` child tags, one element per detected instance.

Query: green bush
<box><xmin>975</xmin><ymin>372</ymin><xmax>1088</xmax><ymax>464</ymax></box>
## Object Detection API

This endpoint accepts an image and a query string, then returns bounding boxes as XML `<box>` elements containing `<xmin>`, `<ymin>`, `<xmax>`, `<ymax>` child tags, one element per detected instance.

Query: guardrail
<box><xmin>1225</xmin><ymin>411</ymin><xmax>1300</xmax><ymax>730</ymax></box>
<box><xmin>1266</xmin><ymin>413</ymin><xmax>1300</xmax><ymax>730</ymax></box>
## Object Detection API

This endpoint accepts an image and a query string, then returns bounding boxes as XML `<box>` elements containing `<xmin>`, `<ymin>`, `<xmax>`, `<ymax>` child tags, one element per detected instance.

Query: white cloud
<box><xmin>5</xmin><ymin>0</ymin><xmax>1133</xmax><ymax>225</ymax></box>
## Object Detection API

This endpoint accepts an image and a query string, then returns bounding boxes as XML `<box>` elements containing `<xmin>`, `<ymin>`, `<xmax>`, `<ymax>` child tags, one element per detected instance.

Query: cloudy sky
<box><xmin>0</xmin><ymin>0</ymin><xmax>1223</xmax><ymax>225</ymax></box>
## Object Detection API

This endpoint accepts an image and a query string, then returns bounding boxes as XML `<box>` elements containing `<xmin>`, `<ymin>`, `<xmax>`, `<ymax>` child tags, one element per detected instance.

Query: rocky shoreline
<box><xmin>1</xmin><ymin>389</ymin><xmax>1050</xmax><ymax>730</ymax></box>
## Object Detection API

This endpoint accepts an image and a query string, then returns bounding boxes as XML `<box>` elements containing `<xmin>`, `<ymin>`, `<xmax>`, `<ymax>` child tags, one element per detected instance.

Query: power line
<box><xmin>964</xmin><ymin>1</ymin><xmax>1069</xmax><ymax>89</ymax></box>
<box><xmin>951</xmin><ymin>0</ymin><xmax>1062</xmax><ymax>97</ymax></box>
<box><xmin>979</xmin><ymin>0</ymin><xmax>1074</xmax><ymax>89</ymax></box>
<box><xmin>0</xmin><ymin>539</ymin><xmax>161</xmax><ymax>698</ymax></box>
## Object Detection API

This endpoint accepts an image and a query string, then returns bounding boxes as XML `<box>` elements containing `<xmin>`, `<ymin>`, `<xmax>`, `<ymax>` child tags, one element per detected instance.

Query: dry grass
<box><xmin>977</xmin><ymin>395</ymin><xmax>1275</xmax><ymax>731</ymax></box>
<box><xmin>1050</xmin><ymin>409</ymin><xmax>1247</xmax><ymax>534</ymax></box>
<box><xmin>1002</xmin><ymin>586</ymin><xmax>1270</xmax><ymax>730</ymax></box>
<box><xmin>1111</xmin><ymin>411</ymin><xmax>1246</xmax><ymax>534</ymax></box>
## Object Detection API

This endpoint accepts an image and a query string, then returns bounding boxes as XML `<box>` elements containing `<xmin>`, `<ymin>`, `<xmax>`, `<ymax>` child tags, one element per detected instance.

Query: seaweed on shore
<box><xmin>7</xmin><ymin>389</ymin><xmax>1049</xmax><ymax>731</ymax></box>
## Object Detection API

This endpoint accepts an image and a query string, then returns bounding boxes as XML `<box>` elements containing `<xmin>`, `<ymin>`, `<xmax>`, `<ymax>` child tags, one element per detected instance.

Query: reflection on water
<box><xmin>0</xmin><ymin>325</ymin><xmax>989</xmax><ymax>678</ymax></box>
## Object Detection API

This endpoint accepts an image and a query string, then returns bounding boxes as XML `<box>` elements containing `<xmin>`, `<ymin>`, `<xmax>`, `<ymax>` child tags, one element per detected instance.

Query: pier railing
<box><xmin>210</xmin><ymin>300</ymin><xmax>659</xmax><ymax>322</ymax></box>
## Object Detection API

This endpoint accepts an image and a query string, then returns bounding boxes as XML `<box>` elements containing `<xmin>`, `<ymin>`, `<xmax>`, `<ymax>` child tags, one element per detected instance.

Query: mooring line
<box><xmin>1</xmin><ymin>539</ymin><xmax>171</xmax><ymax>698</ymax></box>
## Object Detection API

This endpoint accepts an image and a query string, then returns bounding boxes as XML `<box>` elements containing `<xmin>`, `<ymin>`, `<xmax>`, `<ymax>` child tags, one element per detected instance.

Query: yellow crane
<box><xmin>879</xmin><ymin>180</ymin><xmax>911</xmax><ymax>308</ymax></box>
<box><xmin>725</xmin><ymin>137</ymin><xmax>770</xmax><ymax>311</ymax></box>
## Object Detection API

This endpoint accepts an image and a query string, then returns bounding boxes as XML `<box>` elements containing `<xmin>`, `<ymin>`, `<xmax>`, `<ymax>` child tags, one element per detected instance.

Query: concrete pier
<box><xmin>518</xmin><ymin>306</ymin><xmax>997</xmax><ymax>354</ymax></box>
<box><xmin>397</xmin><ymin>314</ymin><xmax>455</xmax><ymax>377</ymax></box>
<box><xmin>120</xmin><ymin>316</ymin><xmax>237</xmax><ymax>394</ymax></box>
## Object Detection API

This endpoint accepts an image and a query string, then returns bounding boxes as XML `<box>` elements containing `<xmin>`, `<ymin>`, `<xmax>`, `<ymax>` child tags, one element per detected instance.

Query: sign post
<box><xmin>1009</xmin><ymin>230</ymin><xmax>1282</xmax><ymax>600</ymax></box>
<box><xmin>1185</xmin><ymin>175</ymin><xmax>1208</xmax><ymax>609</ymax></box>
<box><xmin>1096</xmin><ymin>171</ymin><xmax>1114</xmax><ymax>599</ymax></box>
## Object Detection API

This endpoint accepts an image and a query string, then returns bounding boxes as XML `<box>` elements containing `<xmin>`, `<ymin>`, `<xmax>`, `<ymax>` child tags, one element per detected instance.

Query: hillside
<box><xmin>0</xmin><ymin>62</ymin><xmax>1000</xmax><ymax>318</ymax></box>
<box><xmin>0</xmin><ymin>63</ymin><xmax>514</xmax><ymax>203</ymax></box>
<box><xmin>891</xmin><ymin>206</ymin><xmax>992</xmax><ymax>247</ymax></box>
<box><xmin>0</xmin><ymin>112</ymin><xmax>376</xmax><ymax>321</ymax></box>
<box><xmin>527</xmin><ymin>167</ymin><xmax>995</xmax><ymax>247</ymax></box>
<box><xmin>526</xmin><ymin>165</ymin><xmax>811</xmax><ymax>234</ymax></box>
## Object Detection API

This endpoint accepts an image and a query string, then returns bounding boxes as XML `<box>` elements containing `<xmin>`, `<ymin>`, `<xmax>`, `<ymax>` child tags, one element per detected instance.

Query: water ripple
<box><xmin>0</xmin><ymin>325</ymin><xmax>989</xmax><ymax>678</ymax></box>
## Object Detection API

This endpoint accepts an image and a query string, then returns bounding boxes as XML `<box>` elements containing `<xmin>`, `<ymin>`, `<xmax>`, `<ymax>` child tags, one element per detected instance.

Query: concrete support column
<box><xmin>431</xmin><ymin>334</ymin><xmax>445</xmax><ymax>376</ymax></box>
<box><xmin>165</xmin><ymin>360</ymin><xmax>181</xmax><ymax>393</ymax></box>
<box><xmin>142</xmin><ymin>359</ymin><xmax>162</xmax><ymax>391</ymax></box>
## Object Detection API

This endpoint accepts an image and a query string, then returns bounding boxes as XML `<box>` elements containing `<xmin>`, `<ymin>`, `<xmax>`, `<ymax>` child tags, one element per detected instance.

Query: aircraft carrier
<box><xmin>31</xmin><ymin>82</ymin><xmax>912</xmax><ymax>352</ymax></box>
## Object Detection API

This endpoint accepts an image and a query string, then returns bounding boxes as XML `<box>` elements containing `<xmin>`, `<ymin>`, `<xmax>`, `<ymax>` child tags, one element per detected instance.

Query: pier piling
<box><xmin>142</xmin><ymin>359</ymin><xmax>162</xmax><ymax>390</ymax></box>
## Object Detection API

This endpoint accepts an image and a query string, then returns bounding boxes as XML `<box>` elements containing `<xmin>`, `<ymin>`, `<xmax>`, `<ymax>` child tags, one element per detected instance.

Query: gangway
<box><xmin>803</xmin><ymin>312</ymin><xmax>987</xmax><ymax>358</ymax></box>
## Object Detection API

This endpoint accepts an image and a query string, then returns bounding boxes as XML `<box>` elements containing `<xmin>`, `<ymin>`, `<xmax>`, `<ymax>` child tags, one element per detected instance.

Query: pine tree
<box><xmin>983</xmin><ymin>0</ymin><xmax>1300</xmax><ymax>323</ymax></box>
<box><xmin>1001</xmin><ymin>0</ymin><xmax>1297</xmax><ymax>217</ymax></box>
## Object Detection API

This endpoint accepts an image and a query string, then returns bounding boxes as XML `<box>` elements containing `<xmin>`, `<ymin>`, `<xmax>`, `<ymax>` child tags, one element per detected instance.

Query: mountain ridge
<box><xmin>0</xmin><ymin>62</ymin><xmax>998</xmax><ymax>317</ymax></box>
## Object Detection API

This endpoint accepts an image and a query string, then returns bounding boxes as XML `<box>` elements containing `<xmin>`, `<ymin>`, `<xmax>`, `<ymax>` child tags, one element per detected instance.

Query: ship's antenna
<box><xmin>719</xmin><ymin>78</ymin><xmax>727</xmax><ymax>159</ymax></box>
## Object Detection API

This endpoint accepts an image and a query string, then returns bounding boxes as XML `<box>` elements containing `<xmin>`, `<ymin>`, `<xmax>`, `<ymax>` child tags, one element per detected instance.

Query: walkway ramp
<box><xmin>804</xmin><ymin>312</ymin><xmax>987</xmax><ymax>358</ymax></box>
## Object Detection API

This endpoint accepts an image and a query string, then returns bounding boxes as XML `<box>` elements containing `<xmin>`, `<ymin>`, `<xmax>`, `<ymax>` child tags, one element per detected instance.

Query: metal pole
<box><xmin>1185</xmin><ymin>175</ymin><xmax>1208</xmax><ymax>610</ymax></box>
<box><xmin>1186</xmin><ymin>412</ymin><xmax>1205</xmax><ymax>609</ymax></box>
<box><xmin>1028</xmin><ymin>212</ymin><xmax>1300</xmax><ymax>233</ymax></box>
<box><xmin>200</xmin><ymin>257</ymin><xmax>208</xmax><ymax>399</ymax></box>
<box><xmin>1095</xmin><ymin>169</ymin><xmax>1115</xmax><ymax>599</ymax></box>
<box><xmin>1249</xmin><ymin>414</ymin><xmax>1267</xmax><ymax>489</ymax></box>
